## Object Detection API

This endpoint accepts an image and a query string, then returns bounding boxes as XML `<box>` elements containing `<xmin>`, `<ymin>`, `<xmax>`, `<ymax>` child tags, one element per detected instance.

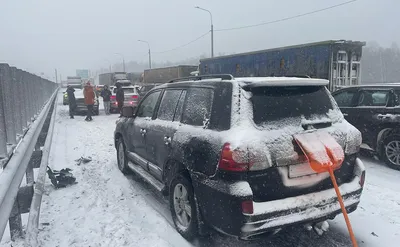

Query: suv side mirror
<box><xmin>121</xmin><ymin>106</ymin><xmax>136</xmax><ymax>118</ymax></box>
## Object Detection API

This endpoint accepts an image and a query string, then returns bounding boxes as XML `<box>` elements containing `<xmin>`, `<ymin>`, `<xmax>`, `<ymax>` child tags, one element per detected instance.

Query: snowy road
<box><xmin>1</xmin><ymin>92</ymin><xmax>400</xmax><ymax>247</ymax></box>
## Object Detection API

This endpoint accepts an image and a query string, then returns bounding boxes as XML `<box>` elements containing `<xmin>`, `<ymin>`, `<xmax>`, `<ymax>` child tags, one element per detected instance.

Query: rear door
<box><xmin>127</xmin><ymin>90</ymin><xmax>162</xmax><ymax>169</ymax></box>
<box><xmin>353</xmin><ymin>88</ymin><xmax>395</xmax><ymax>147</ymax></box>
<box><xmin>145</xmin><ymin>89</ymin><xmax>186</xmax><ymax>181</ymax></box>
<box><xmin>332</xmin><ymin>88</ymin><xmax>359</xmax><ymax>125</ymax></box>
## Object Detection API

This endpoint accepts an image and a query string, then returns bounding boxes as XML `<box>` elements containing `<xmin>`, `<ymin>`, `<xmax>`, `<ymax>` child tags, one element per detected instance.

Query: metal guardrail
<box><xmin>0</xmin><ymin>63</ymin><xmax>58</xmax><ymax>242</ymax></box>
<box><xmin>25</xmin><ymin>93</ymin><xmax>57</xmax><ymax>246</ymax></box>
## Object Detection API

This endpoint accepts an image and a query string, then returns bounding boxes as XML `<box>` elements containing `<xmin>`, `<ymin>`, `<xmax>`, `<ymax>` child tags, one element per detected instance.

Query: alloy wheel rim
<box><xmin>173</xmin><ymin>183</ymin><xmax>192</xmax><ymax>229</ymax></box>
<box><xmin>386</xmin><ymin>140</ymin><xmax>400</xmax><ymax>166</ymax></box>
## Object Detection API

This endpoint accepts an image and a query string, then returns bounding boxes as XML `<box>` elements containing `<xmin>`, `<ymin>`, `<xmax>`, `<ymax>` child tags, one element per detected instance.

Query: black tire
<box><xmin>116</xmin><ymin>138</ymin><xmax>130</xmax><ymax>174</ymax></box>
<box><xmin>382</xmin><ymin>135</ymin><xmax>400</xmax><ymax>170</ymax></box>
<box><xmin>169</xmin><ymin>174</ymin><xmax>199</xmax><ymax>240</ymax></box>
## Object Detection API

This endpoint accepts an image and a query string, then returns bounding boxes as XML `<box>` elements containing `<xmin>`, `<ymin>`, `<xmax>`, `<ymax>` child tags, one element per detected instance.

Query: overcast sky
<box><xmin>0</xmin><ymin>0</ymin><xmax>398</xmax><ymax>80</ymax></box>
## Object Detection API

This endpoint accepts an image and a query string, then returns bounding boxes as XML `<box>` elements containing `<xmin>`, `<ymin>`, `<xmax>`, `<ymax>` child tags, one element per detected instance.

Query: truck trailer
<box><xmin>143</xmin><ymin>65</ymin><xmax>198</xmax><ymax>84</ymax></box>
<box><xmin>99</xmin><ymin>72</ymin><xmax>130</xmax><ymax>86</ymax></box>
<box><xmin>199</xmin><ymin>40</ymin><xmax>366</xmax><ymax>91</ymax></box>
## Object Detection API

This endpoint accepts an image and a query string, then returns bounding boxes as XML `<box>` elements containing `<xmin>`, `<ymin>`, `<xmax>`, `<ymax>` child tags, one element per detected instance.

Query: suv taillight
<box><xmin>241</xmin><ymin>200</ymin><xmax>254</xmax><ymax>214</ymax></box>
<box><xmin>218</xmin><ymin>143</ymin><xmax>252</xmax><ymax>172</ymax></box>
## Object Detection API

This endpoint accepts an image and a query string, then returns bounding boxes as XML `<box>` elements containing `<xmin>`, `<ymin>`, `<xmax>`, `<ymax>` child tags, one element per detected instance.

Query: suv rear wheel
<box><xmin>382</xmin><ymin>135</ymin><xmax>400</xmax><ymax>170</ymax></box>
<box><xmin>117</xmin><ymin>138</ymin><xmax>130</xmax><ymax>174</ymax></box>
<box><xmin>169</xmin><ymin>174</ymin><xmax>199</xmax><ymax>240</ymax></box>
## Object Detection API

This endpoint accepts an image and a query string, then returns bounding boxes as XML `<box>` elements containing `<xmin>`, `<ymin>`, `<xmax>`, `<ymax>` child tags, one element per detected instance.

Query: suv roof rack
<box><xmin>168</xmin><ymin>74</ymin><xmax>234</xmax><ymax>83</ymax></box>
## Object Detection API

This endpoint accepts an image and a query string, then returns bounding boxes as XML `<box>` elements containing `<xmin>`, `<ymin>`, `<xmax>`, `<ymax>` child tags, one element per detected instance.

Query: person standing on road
<box><xmin>83</xmin><ymin>82</ymin><xmax>95</xmax><ymax>121</ymax></box>
<box><xmin>100</xmin><ymin>85</ymin><xmax>112</xmax><ymax>115</ymax></box>
<box><xmin>116</xmin><ymin>82</ymin><xmax>124</xmax><ymax>116</ymax></box>
<box><xmin>66</xmin><ymin>85</ymin><xmax>77</xmax><ymax>119</ymax></box>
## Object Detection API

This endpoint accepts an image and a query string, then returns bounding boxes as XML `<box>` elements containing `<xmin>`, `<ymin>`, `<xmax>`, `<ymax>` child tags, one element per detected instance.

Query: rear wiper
<box><xmin>301</xmin><ymin>119</ymin><xmax>332</xmax><ymax>130</ymax></box>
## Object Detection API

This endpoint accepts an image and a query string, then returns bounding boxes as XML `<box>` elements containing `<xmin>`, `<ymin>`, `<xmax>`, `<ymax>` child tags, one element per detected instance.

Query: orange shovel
<box><xmin>294</xmin><ymin>132</ymin><xmax>358</xmax><ymax>247</ymax></box>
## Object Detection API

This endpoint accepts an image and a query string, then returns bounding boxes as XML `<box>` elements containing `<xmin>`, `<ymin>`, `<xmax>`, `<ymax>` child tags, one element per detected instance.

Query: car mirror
<box><xmin>121</xmin><ymin>106</ymin><xmax>136</xmax><ymax>118</ymax></box>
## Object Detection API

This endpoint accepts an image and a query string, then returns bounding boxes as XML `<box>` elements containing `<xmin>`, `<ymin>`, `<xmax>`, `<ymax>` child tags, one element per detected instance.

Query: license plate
<box><xmin>288</xmin><ymin>163</ymin><xmax>317</xmax><ymax>178</ymax></box>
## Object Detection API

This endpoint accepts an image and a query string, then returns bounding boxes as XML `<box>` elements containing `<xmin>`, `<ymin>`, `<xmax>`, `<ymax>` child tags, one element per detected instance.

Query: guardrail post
<box><xmin>21</xmin><ymin>72</ymin><xmax>29</xmax><ymax>130</ymax></box>
<box><xmin>0</xmin><ymin>64</ymin><xmax>8</xmax><ymax>158</ymax></box>
<box><xmin>27</xmin><ymin>74</ymin><xmax>35</xmax><ymax>122</ymax></box>
<box><xmin>10</xmin><ymin>67</ymin><xmax>23</xmax><ymax>138</ymax></box>
<box><xmin>0</xmin><ymin>64</ymin><xmax>17</xmax><ymax>146</ymax></box>
<box><xmin>16</xmin><ymin>69</ymin><xmax>27</xmax><ymax>131</ymax></box>
<box><xmin>8</xmin><ymin>199</ymin><xmax>23</xmax><ymax>241</ymax></box>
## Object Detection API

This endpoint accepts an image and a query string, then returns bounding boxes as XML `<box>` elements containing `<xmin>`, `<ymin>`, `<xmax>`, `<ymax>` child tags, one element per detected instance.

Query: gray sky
<box><xmin>0</xmin><ymin>0</ymin><xmax>397</xmax><ymax>80</ymax></box>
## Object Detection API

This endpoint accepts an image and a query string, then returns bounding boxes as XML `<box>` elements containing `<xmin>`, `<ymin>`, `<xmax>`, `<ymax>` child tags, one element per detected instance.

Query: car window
<box><xmin>395</xmin><ymin>90</ymin><xmax>400</xmax><ymax>106</ymax></box>
<box><xmin>333</xmin><ymin>90</ymin><xmax>356</xmax><ymax>107</ymax></box>
<box><xmin>182</xmin><ymin>88</ymin><xmax>214</xmax><ymax>127</ymax></box>
<box><xmin>251</xmin><ymin>86</ymin><xmax>333</xmax><ymax>124</ymax></box>
<box><xmin>157</xmin><ymin>90</ymin><xmax>182</xmax><ymax>121</ymax></box>
<box><xmin>357</xmin><ymin>90</ymin><xmax>389</xmax><ymax>107</ymax></box>
<box><xmin>173</xmin><ymin>91</ymin><xmax>187</xmax><ymax>122</ymax></box>
<box><xmin>136</xmin><ymin>91</ymin><xmax>161</xmax><ymax>118</ymax></box>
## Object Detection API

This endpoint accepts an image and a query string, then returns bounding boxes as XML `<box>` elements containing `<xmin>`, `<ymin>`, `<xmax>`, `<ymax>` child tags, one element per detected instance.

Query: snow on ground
<box><xmin>1</xmin><ymin>91</ymin><xmax>400</xmax><ymax>247</ymax></box>
<box><xmin>1</xmin><ymin>93</ymin><xmax>190</xmax><ymax>247</ymax></box>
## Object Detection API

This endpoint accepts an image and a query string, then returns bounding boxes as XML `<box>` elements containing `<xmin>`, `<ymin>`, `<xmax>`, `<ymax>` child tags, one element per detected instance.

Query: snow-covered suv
<box><xmin>114</xmin><ymin>75</ymin><xmax>366</xmax><ymax>240</ymax></box>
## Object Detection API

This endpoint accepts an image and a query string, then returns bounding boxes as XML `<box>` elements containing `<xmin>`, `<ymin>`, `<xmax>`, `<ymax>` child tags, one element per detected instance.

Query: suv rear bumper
<box><xmin>194</xmin><ymin>158</ymin><xmax>365</xmax><ymax>240</ymax></box>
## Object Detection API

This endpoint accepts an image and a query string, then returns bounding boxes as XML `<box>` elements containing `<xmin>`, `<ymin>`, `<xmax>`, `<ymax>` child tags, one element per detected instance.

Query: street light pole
<box><xmin>195</xmin><ymin>6</ymin><xmax>214</xmax><ymax>58</ymax></box>
<box><xmin>138</xmin><ymin>40</ymin><xmax>152</xmax><ymax>69</ymax></box>
<box><xmin>115</xmin><ymin>53</ymin><xmax>125</xmax><ymax>72</ymax></box>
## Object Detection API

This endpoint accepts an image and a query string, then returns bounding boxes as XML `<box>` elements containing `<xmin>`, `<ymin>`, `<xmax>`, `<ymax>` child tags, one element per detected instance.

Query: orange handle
<box><xmin>328</xmin><ymin>167</ymin><xmax>358</xmax><ymax>247</ymax></box>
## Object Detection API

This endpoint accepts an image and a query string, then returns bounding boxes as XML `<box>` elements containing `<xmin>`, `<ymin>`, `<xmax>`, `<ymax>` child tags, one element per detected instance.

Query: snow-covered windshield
<box><xmin>250</xmin><ymin>86</ymin><xmax>333</xmax><ymax>124</ymax></box>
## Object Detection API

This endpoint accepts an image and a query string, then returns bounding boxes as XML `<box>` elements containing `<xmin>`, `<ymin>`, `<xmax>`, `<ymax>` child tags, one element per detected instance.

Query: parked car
<box><xmin>63</xmin><ymin>84</ymin><xmax>82</xmax><ymax>105</ymax></box>
<box><xmin>332</xmin><ymin>83</ymin><xmax>400</xmax><ymax>170</ymax></box>
<box><xmin>74</xmin><ymin>88</ymin><xmax>99</xmax><ymax>115</ymax></box>
<box><xmin>109</xmin><ymin>85</ymin><xmax>140</xmax><ymax>113</ymax></box>
<box><xmin>114</xmin><ymin>75</ymin><xmax>365</xmax><ymax>240</ymax></box>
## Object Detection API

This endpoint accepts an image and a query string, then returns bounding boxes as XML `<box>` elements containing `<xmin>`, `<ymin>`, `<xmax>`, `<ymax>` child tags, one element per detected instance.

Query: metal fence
<box><xmin>0</xmin><ymin>64</ymin><xmax>57</xmax><ymax>164</ymax></box>
<box><xmin>0</xmin><ymin>63</ymin><xmax>58</xmax><ymax>243</ymax></box>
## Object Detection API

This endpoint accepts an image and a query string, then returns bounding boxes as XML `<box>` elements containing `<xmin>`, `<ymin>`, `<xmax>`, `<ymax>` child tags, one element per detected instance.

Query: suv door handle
<box><xmin>342</xmin><ymin>113</ymin><xmax>348</xmax><ymax>117</ymax></box>
<box><xmin>140</xmin><ymin>128</ymin><xmax>147</xmax><ymax>136</ymax></box>
<box><xmin>164</xmin><ymin>136</ymin><xmax>172</xmax><ymax>145</ymax></box>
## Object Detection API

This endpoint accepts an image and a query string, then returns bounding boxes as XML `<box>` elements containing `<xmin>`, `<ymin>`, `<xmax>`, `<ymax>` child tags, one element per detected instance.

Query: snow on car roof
<box><xmin>235</xmin><ymin>77</ymin><xmax>329</xmax><ymax>87</ymax></box>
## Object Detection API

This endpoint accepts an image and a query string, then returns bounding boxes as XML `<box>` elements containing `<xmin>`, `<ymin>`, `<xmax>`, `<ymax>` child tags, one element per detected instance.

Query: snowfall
<box><xmin>1</xmin><ymin>91</ymin><xmax>400</xmax><ymax>247</ymax></box>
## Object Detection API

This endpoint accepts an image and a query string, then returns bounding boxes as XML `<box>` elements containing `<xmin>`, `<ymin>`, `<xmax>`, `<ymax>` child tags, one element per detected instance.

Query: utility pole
<box><xmin>148</xmin><ymin>48</ymin><xmax>152</xmax><ymax>69</ymax></box>
<box><xmin>138</xmin><ymin>40</ymin><xmax>152</xmax><ymax>69</ymax></box>
<box><xmin>123</xmin><ymin>57</ymin><xmax>126</xmax><ymax>72</ymax></box>
<box><xmin>211</xmin><ymin>24</ymin><xmax>214</xmax><ymax>58</ymax></box>
<box><xmin>195</xmin><ymin>6</ymin><xmax>214</xmax><ymax>57</ymax></box>
<box><xmin>55</xmin><ymin>69</ymin><xmax>58</xmax><ymax>83</ymax></box>
<box><xmin>115</xmin><ymin>53</ymin><xmax>125</xmax><ymax>72</ymax></box>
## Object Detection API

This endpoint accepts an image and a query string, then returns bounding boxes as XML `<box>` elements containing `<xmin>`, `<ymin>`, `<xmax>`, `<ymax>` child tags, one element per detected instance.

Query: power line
<box><xmin>215</xmin><ymin>0</ymin><xmax>358</xmax><ymax>32</ymax></box>
<box><xmin>154</xmin><ymin>31</ymin><xmax>211</xmax><ymax>54</ymax></box>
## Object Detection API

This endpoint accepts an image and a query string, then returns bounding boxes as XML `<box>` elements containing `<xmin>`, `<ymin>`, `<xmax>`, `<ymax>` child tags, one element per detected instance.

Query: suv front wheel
<box><xmin>169</xmin><ymin>174</ymin><xmax>199</xmax><ymax>240</ymax></box>
<box><xmin>382</xmin><ymin>135</ymin><xmax>400</xmax><ymax>170</ymax></box>
<box><xmin>117</xmin><ymin>138</ymin><xmax>130</xmax><ymax>174</ymax></box>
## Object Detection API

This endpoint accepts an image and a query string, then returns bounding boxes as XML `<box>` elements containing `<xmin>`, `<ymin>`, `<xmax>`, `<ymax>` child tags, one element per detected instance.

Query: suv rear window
<box><xmin>113</xmin><ymin>88</ymin><xmax>137</xmax><ymax>94</ymax></box>
<box><xmin>251</xmin><ymin>86</ymin><xmax>333</xmax><ymax>124</ymax></box>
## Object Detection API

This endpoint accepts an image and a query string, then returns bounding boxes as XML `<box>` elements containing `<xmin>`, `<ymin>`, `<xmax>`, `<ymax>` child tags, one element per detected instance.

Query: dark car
<box><xmin>114</xmin><ymin>75</ymin><xmax>366</xmax><ymax>240</ymax></box>
<box><xmin>332</xmin><ymin>83</ymin><xmax>400</xmax><ymax>170</ymax></box>
<box><xmin>138</xmin><ymin>83</ymin><xmax>164</xmax><ymax>97</ymax></box>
